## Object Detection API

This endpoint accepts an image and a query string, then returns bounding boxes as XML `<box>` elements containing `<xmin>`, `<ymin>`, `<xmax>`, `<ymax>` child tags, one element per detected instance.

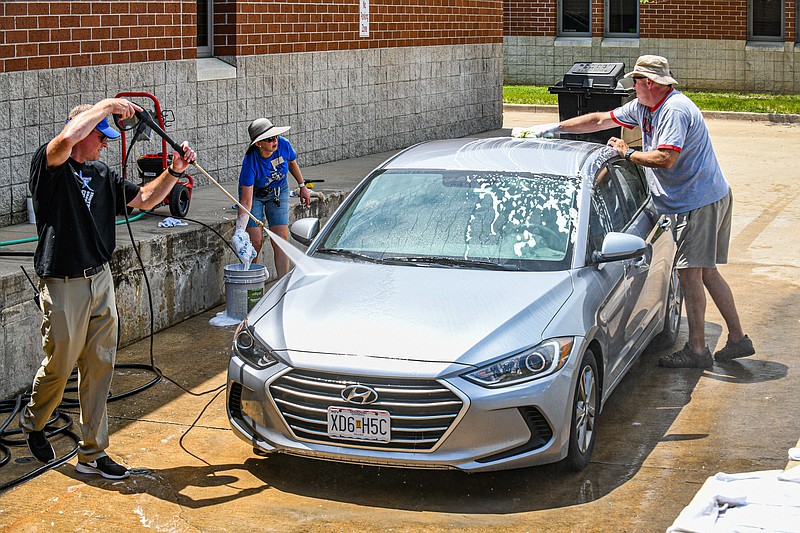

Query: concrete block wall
<box><xmin>0</xmin><ymin>43</ymin><xmax>502</xmax><ymax>226</ymax></box>
<box><xmin>504</xmin><ymin>36</ymin><xmax>800</xmax><ymax>93</ymax></box>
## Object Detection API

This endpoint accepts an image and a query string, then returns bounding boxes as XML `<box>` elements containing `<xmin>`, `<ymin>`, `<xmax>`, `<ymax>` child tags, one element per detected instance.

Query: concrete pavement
<box><xmin>1</xmin><ymin>107</ymin><xmax>799</xmax><ymax>531</ymax></box>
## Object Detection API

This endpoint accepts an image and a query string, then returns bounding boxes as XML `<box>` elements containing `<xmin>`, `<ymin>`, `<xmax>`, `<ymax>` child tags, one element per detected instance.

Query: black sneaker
<box><xmin>26</xmin><ymin>430</ymin><xmax>55</xmax><ymax>463</ymax></box>
<box><xmin>76</xmin><ymin>456</ymin><xmax>130</xmax><ymax>479</ymax></box>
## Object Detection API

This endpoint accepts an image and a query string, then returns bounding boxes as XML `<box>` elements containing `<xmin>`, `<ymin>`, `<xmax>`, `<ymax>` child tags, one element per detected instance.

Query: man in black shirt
<box><xmin>20</xmin><ymin>98</ymin><xmax>196</xmax><ymax>479</ymax></box>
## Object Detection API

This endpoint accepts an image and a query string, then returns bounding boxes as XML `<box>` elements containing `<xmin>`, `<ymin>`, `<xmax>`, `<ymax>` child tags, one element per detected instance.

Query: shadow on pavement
<box><xmin>56</xmin><ymin>463</ymin><xmax>269</xmax><ymax>508</ymax></box>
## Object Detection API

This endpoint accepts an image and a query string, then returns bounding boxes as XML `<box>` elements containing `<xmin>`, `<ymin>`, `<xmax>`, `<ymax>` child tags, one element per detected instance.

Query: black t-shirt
<box><xmin>30</xmin><ymin>144</ymin><xmax>141</xmax><ymax>278</ymax></box>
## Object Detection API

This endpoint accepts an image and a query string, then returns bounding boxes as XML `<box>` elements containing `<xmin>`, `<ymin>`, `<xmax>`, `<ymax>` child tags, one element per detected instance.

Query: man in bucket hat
<box><xmin>237</xmin><ymin>118</ymin><xmax>311</xmax><ymax>278</ymax></box>
<box><xmin>516</xmin><ymin>55</ymin><xmax>754</xmax><ymax>369</ymax></box>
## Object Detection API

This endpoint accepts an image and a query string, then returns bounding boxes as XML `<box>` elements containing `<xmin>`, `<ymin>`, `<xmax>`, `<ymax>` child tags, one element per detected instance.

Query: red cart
<box><xmin>115</xmin><ymin>91</ymin><xmax>194</xmax><ymax>218</ymax></box>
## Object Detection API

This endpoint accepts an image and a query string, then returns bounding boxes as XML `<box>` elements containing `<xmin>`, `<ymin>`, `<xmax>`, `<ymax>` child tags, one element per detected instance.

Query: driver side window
<box><xmin>588</xmin><ymin>166</ymin><xmax>628</xmax><ymax>254</ymax></box>
<box><xmin>612</xmin><ymin>161</ymin><xmax>648</xmax><ymax>215</ymax></box>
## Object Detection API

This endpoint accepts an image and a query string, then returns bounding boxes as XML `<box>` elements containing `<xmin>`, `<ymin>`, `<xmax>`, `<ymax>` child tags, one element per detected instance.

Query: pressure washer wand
<box><xmin>190</xmin><ymin>162</ymin><xmax>263</xmax><ymax>228</ymax></box>
<box><xmin>132</xmin><ymin>110</ymin><xmax>264</xmax><ymax>228</ymax></box>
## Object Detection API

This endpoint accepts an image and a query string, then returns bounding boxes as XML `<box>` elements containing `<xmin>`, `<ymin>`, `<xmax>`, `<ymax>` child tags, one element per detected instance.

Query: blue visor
<box><xmin>95</xmin><ymin>117</ymin><xmax>120</xmax><ymax>139</ymax></box>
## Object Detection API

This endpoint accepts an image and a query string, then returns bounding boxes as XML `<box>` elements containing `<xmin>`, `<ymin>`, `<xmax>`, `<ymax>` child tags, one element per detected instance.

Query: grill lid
<box><xmin>562</xmin><ymin>62</ymin><xmax>626</xmax><ymax>89</ymax></box>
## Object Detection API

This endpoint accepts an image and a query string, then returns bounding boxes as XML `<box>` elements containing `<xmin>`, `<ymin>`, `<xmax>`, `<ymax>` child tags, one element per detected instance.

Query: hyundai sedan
<box><xmin>226</xmin><ymin>137</ymin><xmax>682</xmax><ymax>472</ymax></box>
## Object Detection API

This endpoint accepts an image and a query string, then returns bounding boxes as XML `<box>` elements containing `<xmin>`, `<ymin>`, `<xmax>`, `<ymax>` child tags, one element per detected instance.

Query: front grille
<box><xmin>269</xmin><ymin>369</ymin><xmax>464</xmax><ymax>450</ymax></box>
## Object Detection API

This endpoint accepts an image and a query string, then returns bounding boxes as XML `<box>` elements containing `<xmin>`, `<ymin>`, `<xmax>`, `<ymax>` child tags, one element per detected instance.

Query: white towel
<box><xmin>157</xmin><ymin>217</ymin><xmax>189</xmax><ymax>228</ymax></box>
<box><xmin>232</xmin><ymin>228</ymin><xmax>256</xmax><ymax>265</ymax></box>
<box><xmin>778</xmin><ymin>464</ymin><xmax>800</xmax><ymax>483</ymax></box>
<box><xmin>669</xmin><ymin>470</ymin><xmax>800</xmax><ymax>533</ymax></box>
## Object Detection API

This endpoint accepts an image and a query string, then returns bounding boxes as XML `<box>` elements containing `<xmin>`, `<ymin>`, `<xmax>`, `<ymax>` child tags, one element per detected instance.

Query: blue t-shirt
<box><xmin>611</xmin><ymin>89</ymin><xmax>729</xmax><ymax>214</ymax></box>
<box><xmin>238</xmin><ymin>137</ymin><xmax>297</xmax><ymax>189</ymax></box>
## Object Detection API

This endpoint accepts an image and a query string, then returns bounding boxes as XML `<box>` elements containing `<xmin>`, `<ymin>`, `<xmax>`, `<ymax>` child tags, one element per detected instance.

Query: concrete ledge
<box><xmin>196</xmin><ymin>57</ymin><xmax>237</xmax><ymax>81</ymax></box>
<box><xmin>0</xmin><ymin>187</ymin><xmax>347</xmax><ymax>399</ymax></box>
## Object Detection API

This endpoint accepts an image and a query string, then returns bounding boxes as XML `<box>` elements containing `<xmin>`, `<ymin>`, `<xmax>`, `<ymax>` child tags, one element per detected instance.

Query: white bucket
<box><xmin>27</xmin><ymin>197</ymin><xmax>35</xmax><ymax>224</ymax></box>
<box><xmin>223</xmin><ymin>264</ymin><xmax>267</xmax><ymax>320</ymax></box>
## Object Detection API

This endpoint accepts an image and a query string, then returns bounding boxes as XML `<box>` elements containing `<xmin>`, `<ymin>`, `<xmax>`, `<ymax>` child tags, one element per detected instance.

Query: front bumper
<box><xmin>226</xmin><ymin>345</ymin><xmax>583</xmax><ymax>472</ymax></box>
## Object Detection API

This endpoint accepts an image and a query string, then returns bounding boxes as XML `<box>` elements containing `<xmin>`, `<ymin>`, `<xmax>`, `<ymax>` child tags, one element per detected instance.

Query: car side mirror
<box><xmin>290</xmin><ymin>217</ymin><xmax>320</xmax><ymax>246</ymax></box>
<box><xmin>592</xmin><ymin>232</ymin><xmax>646</xmax><ymax>264</ymax></box>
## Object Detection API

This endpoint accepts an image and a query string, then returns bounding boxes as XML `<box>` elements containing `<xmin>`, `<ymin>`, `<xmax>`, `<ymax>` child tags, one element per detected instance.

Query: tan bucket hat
<box><xmin>625</xmin><ymin>55</ymin><xmax>678</xmax><ymax>86</ymax></box>
<box><xmin>247</xmin><ymin>118</ymin><xmax>291</xmax><ymax>149</ymax></box>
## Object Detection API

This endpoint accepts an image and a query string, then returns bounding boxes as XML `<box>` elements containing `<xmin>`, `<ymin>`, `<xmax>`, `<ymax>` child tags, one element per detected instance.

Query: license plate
<box><xmin>327</xmin><ymin>406</ymin><xmax>391</xmax><ymax>443</ymax></box>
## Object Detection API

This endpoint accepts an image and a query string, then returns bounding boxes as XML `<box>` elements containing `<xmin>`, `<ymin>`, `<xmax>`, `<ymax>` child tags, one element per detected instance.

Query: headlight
<box><xmin>464</xmin><ymin>337</ymin><xmax>574</xmax><ymax>387</ymax></box>
<box><xmin>232</xmin><ymin>321</ymin><xmax>279</xmax><ymax>369</ymax></box>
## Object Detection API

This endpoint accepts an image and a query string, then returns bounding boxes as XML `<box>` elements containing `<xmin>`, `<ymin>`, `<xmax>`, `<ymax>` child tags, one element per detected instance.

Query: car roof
<box><xmin>381</xmin><ymin>137</ymin><xmax>609</xmax><ymax>177</ymax></box>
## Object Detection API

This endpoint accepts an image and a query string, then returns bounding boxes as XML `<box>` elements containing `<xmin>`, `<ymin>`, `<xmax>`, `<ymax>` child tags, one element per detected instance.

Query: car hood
<box><xmin>249</xmin><ymin>258</ymin><xmax>574</xmax><ymax>368</ymax></box>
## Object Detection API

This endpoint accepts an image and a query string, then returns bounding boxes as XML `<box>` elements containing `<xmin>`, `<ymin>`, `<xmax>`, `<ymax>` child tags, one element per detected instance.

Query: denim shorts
<box><xmin>240</xmin><ymin>183</ymin><xmax>290</xmax><ymax>227</ymax></box>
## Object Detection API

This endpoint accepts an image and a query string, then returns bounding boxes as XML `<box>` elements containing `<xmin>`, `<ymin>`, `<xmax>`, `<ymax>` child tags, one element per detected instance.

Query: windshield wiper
<box><xmin>314</xmin><ymin>248</ymin><xmax>381</xmax><ymax>263</ymax></box>
<box><xmin>379</xmin><ymin>255</ymin><xmax>512</xmax><ymax>270</ymax></box>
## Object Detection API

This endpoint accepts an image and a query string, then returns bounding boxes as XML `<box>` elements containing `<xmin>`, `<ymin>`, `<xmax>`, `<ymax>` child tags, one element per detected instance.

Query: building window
<box><xmin>749</xmin><ymin>0</ymin><xmax>784</xmax><ymax>41</ymax></box>
<box><xmin>197</xmin><ymin>0</ymin><xmax>213</xmax><ymax>58</ymax></box>
<box><xmin>605</xmin><ymin>0</ymin><xmax>639</xmax><ymax>37</ymax></box>
<box><xmin>559</xmin><ymin>0</ymin><xmax>591</xmax><ymax>36</ymax></box>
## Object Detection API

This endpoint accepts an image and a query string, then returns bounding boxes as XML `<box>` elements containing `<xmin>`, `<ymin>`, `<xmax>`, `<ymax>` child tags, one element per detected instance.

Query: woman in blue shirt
<box><xmin>238</xmin><ymin>118</ymin><xmax>310</xmax><ymax>278</ymax></box>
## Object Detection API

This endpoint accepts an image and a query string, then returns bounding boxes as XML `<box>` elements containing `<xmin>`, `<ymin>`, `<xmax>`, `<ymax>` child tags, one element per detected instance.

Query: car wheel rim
<box><xmin>666</xmin><ymin>271</ymin><xmax>681</xmax><ymax>333</ymax></box>
<box><xmin>575</xmin><ymin>365</ymin><xmax>597</xmax><ymax>454</ymax></box>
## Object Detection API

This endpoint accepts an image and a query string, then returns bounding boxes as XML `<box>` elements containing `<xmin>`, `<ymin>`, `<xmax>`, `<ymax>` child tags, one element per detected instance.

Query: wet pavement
<box><xmin>1</xmin><ymin>108</ymin><xmax>799</xmax><ymax>531</ymax></box>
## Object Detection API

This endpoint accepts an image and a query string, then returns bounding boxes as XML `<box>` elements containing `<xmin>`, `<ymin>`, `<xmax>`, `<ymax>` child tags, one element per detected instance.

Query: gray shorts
<box><xmin>674</xmin><ymin>190</ymin><xmax>733</xmax><ymax>269</ymax></box>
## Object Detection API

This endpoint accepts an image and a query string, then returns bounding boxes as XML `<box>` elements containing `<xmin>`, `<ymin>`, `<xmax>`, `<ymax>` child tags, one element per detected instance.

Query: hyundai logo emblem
<box><xmin>341</xmin><ymin>384</ymin><xmax>379</xmax><ymax>405</ymax></box>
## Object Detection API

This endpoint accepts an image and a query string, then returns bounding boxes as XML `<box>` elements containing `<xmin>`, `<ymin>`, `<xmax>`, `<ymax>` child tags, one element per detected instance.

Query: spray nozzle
<box><xmin>114</xmin><ymin>110</ymin><xmax>154</xmax><ymax>141</ymax></box>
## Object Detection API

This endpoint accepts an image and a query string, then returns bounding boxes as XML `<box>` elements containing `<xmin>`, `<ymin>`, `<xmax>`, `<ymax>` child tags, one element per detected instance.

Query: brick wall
<box><xmin>1</xmin><ymin>1</ymin><xmax>503</xmax><ymax>74</ymax></box>
<box><xmin>0</xmin><ymin>1</ymin><xmax>195</xmax><ymax>72</ymax></box>
<box><xmin>639</xmin><ymin>1</ymin><xmax>749</xmax><ymax>40</ymax></box>
<box><xmin>232</xmin><ymin>0</ymin><xmax>502</xmax><ymax>54</ymax></box>
<box><xmin>503</xmin><ymin>0</ymin><xmax>797</xmax><ymax>41</ymax></box>
<box><xmin>504</xmin><ymin>0</ymin><xmax>555</xmax><ymax>36</ymax></box>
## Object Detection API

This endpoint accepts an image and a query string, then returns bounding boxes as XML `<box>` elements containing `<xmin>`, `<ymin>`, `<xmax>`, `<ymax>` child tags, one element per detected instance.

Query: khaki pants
<box><xmin>19</xmin><ymin>265</ymin><xmax>117</xmax><ymax>462</ymax></box>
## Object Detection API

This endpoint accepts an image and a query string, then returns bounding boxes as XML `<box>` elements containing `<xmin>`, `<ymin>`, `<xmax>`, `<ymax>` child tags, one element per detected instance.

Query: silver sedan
<box><xmin>226</xmin><ymin>137</ymin><xmax>682</xmax><ymax>472</ymax></box>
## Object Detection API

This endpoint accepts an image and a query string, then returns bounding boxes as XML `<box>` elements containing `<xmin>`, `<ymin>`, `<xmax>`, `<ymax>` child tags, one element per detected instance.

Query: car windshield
<box><xmin>315</xmin><ymin>169</ymin><xmax>579</xmax><ymax>271</ymax></box>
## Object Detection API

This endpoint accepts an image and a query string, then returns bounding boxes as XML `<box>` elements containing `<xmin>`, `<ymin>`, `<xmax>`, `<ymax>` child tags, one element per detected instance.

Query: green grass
<box><xmin>503</xmin><ymin>85</ymin><xmax>800</xmax><ymax>114</ymax></box>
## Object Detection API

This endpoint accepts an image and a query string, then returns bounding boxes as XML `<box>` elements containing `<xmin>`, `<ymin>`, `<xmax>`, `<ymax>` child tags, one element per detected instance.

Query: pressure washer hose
<box><xmin>0</xmin><ymin>110</ymin><xmax>242</xmax><ymax>491</ymax></box>
<box><xmin>0</xmin><ymin>212</ymin><xmax>150</xmax><ymax>249</ymax></box>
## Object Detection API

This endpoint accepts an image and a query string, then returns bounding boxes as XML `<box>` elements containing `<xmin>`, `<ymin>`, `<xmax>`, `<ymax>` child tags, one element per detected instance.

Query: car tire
<box><xmin>168</xmin><ymin>184</ymin><xmax>190</xmax><ymax>218</ymax></box>
<box><xmin>652</xmin><ymin>266</ymin><xmax>682</xmax><ymax>348</ymax></box>
<box><xmin>564</xmin><ymin>348</ymin><xmax>598</xmax><ymax>472</ymax></box>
